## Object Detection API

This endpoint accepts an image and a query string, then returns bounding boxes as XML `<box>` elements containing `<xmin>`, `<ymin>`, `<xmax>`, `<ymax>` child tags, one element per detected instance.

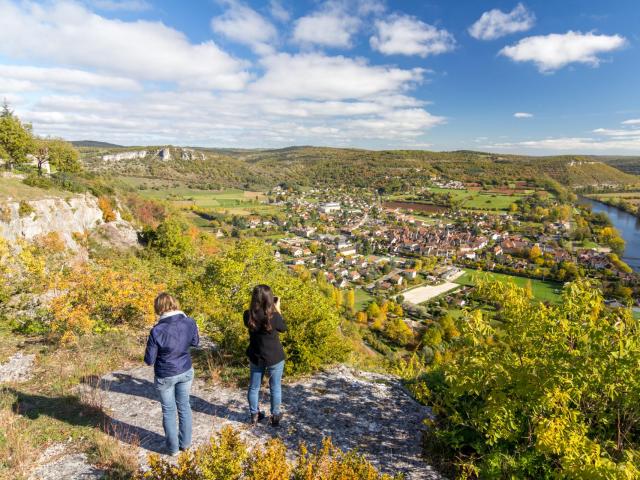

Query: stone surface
<box><xmin>79</xmin><ymin>365</ymin><xmax>442</xmax><ymax>479</ymax></box>
<box><xmin>102</xmin><ymin>150</ymin><xmax>147</xmax><ymax>162</ymax></box>
<box><xmin>90</xmin><ymin>220</ymin><xmax>139</xmax><ymax>250</ymax></box>
<box><xmin>0</xmin><ymin>195</ymin><xmax>103</xmax><ymax>249</ymax></box>
<box><xmin>28</xmin><ymin>444</ymin><xmax>105</xmax><ymax>480</ymax></box>
<box><xmin>0</xmin><ymin>352</ymin><xmax>35</xmax><ymax>383</ymax></box>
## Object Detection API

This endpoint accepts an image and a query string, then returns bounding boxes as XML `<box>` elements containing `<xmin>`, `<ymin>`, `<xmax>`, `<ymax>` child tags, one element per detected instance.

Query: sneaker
<box><xmin>250</xmin><ymin>412</ymin><xmax>266</xmax><ymax>425</ymax></box>
<box><xmin>271</xmin><ymin>413</ymin><xmax>282</xmax><ymax>427</ymax></box>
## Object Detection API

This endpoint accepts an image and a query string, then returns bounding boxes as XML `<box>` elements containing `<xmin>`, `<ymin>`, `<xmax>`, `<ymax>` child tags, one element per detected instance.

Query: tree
<box><xmin>0</xmin><ymin>108</ymin><xmax>33</xmax><ymax>168</ymax></box>
<box><xmin>529</xmin><ymin>244</ymin><xmax>542</xmax><ymax>261</ymax></box>
<box><xmin>47</xmin><ymin>138</ymin><xmax>81</xmax><ymax>173</ymax></box>
<box><xmin>346</xmin><ymin>289</ymin><xmax>355</xmax><ymax>314</ymax></box>
<box><xmin>384</xmin><ymin>318</ymin><xmax>413</xmax><ymax>346</ymax></box>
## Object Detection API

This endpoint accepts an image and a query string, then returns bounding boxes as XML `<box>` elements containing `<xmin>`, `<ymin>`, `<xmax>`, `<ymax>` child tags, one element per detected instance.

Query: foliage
<box><xmin>419</xmin><ymin>279</ymin><xmax>640</xmax><ymax>479</ymax></box>
<box><xmin>0</xmin><ymin>110</ymin><xmax>33</xmax><ymax>166</ymax></box>
<box><xmin>138</xmin><ymin>427</ymin><xmax>400</xmax><ymax>480</ymax></box>
<box><xmin>181</xmin><ymin>240</ymin><xmax>349</xmax><ymax>375</ymax></box>
<box><xmin>383</xmin><ymin>317</ymin><xmax>413</xmax><ymax>346</ymax></box>
<box><xmin>48</xmin><ymin>262</ymin><xmax>162</xmax><ymax>343</ymax></box>
<box><xmin>98</xmin><ymin>196</ymin><xmax>117</xmax><ymax>222</ymax></box>
<box><xmin>18</xmin><ymin>200</ymin><xmax>34</xmax><ymax>218</ymax></box>
<box><xmin>147</xmin><ymin>217</ymin><xmax>196</xmax><ymax>266</ymax></box>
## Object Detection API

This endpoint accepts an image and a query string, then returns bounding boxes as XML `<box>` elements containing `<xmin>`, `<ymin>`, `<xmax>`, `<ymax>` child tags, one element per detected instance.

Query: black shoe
<box><xmin>271</xmin><ymin>413</ymin><xmax>282</xmax><ymax>427</ymax></box>
<box><xmin>250</xmin><ymin>412</ymin><xmax>266</xmax><ymax>425</ymax></box>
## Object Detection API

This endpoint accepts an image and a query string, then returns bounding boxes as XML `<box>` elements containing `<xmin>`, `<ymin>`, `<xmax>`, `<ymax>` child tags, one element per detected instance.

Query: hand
<box><xmin>274</xmin><ymin>296</ymin><xmax>281</xmax><ymax>313</ymax></box>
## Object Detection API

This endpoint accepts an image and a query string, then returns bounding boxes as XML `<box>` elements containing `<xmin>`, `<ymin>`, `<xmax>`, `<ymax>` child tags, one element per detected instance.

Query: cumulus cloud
<box><xmin>211</xmin><ymin>1</ymin><xmax>277</xmax><ymax>54</ymax></box>
<box><xmin>0</xmin><ymin>0</ymin><xmax>444</xmax><ymax>148</ymax></box>
<box><xmin>514</xmin><ymin>112</ymin><xmax>533</xmax><ymax>118</ymax></box>
<box><xmin>622</xmin><ymin>118</ymin><xmax>640</xmax><ymax>125</ymax></box>
<box><xmin>370</xmin><ymin>14</ymin><xmax>455</xmax><ymax>57</ymax></box>
<box><xmin>252</xmin><ymin>52</ymin><xmax>424</xmax><ymax>100</ymax></box>
<box><xmin>468</xmin><ymin>3</ymin><xmax>535</xmax><ymax>40</ymax></box>
<box><xmin>499</xmin><ymin>31</ymin><xmax>627</xmax><ymax>72</ymax></box>
<box><xmin>292</xmin><ymin>2</ymin><xmax>360</xmax><ymax>48</ymax></box>
<box><xmin>0</xmin><ymin>0</ymin><xmax>249</xmax><ymax>90</ymax></box>
<box><xmin>0</xmin><ymin>65</ymin><xmax>140</xmax><ymax>92</ymax></box>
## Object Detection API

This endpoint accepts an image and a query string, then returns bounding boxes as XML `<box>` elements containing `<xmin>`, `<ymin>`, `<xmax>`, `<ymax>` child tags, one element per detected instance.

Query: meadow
<box><xmin>454</xmin><ymin>268</ymin><xmax>562</xmax><ymax>303</ymax></box>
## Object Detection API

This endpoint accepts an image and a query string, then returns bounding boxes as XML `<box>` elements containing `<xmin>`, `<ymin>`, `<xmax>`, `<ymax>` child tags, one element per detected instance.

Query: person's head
<box><xmin>248</xmin><ymin>284</ymin><xmax>275</xmax><ymax>332</ymax></box>
<box><xmin>154</xmin><ymin>292</ymin><xmax>180</xmax><ymax>316</ymax></box>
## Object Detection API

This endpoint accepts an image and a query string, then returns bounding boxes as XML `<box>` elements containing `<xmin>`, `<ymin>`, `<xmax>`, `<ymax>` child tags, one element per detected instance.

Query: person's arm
<box><xmin>144</xmin><ymin>330</ymin><xmax>158</xmax><ymax>366</ymax></box>
<box><xmin>191</xmin><ymin>320</ymin><xmax>200</xmax><ymax>347</ymax></box>
<box><xmin>243</xmin><ymin>310</ymin><xmax>249</xmax><ymax>328</ymax></box>
<box><xmin>275</xmin><ymin>313</ymin><xmax>288</xmax><ymax>333</ymax></box>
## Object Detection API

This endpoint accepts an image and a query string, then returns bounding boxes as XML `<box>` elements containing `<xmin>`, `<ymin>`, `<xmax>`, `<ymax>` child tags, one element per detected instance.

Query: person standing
<box><xmin>144</xmin><ymin>293</ymin><xmax>199</xmax><ymax>455</ymax></box>
<box><xmin>244</xmin><ymin>285</ymin><xmax>287</xmax><ymax>427</ymax></box>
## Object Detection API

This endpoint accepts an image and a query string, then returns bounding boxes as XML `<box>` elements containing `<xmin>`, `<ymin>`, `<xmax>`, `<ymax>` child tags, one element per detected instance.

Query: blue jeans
<box><xmin>248</xmin><ymin>360</ymin><xmax>284</xmax><ymax>416</ymax></box>
<box><xmin>155</xmin><ymin>368</ymin><xmax>194</xmax><ymax>454</ymax></box>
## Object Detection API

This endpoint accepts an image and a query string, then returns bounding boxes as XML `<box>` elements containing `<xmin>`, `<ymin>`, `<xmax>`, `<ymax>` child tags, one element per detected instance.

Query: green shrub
<box><xmin>181</xmin><ymin>240</ymin><xmax>349</xmax><ymax>375</ymax></box>
<box><xmin>18</xmin><ymin>201</ymin><xmax>34</xmax><ymax>218</ymax></box>
<box><xmin>23</xmin><ymin>173</ymin><xmax>54</xmax><ymax>190</ymax></box>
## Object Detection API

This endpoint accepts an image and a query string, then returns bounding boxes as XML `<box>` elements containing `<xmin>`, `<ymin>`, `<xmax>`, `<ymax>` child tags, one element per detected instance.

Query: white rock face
<box><xmin>102</xmin><ymin>150</ymin><xmax>147</xmax><ymax>162</ymax></box>
<box><xmin>157</xmin><ymin>148</ymin><xmax>171</xmax><ymax>161</ymax></box>
<box><xmin>0</xmin><ymin>195</ymin><xmax>103</xmax><ymax>249</ymax></box>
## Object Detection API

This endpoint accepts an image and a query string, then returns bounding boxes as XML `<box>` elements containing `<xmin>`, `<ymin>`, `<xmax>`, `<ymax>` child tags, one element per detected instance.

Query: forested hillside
<box><xmin>80</xmin><ymin>146</ymin><xmax>640</xmax><ymax>190</ymax></box>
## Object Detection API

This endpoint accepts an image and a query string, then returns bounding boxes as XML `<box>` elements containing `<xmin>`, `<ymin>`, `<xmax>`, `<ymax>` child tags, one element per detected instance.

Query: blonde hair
<box><xmin>154</xmin><ymin>293</ymin><xmax>180</xmax><ymax>316</ymax></box>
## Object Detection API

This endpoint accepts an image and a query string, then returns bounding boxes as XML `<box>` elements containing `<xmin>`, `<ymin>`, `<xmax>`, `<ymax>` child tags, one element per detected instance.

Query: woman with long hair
<box><xmin>244</xmin><ymin>284</ymin><xmax>287</xmax><ymax>426</ymax></box>
<box><xmin>144</xmin><ymin>293</ymin><xmax>199</xmax><ymax>455</ymax></box>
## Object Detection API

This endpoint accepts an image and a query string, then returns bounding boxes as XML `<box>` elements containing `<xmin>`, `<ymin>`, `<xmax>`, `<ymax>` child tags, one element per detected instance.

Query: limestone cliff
<box><xmin>0</xmin><ymin>194</ymin><xmax>137</xmax><ymax>250</ymax></box>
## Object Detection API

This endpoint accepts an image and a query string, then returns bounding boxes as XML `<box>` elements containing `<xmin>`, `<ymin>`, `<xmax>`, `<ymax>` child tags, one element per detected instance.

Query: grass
<box><xmin>354</xmin><ymin>288</ymin><xmax>373</xmax><ymax>311</ymax></box>
<box><xmin>0</xmin><ymin>177</ymin><xmax>66</xmax><ymax>201</ymax></box>
<box><xmin>0</xmin><ymin>328</ymin><xmax>145</xmax><ymax>478</ymax></box>
<box><xmin>428</xmin><ymin>187</ymin><xmax>525</xmax><ymax>211</ymax></box>
<box><xmin>455</xmin><ymin>268</ymin><xmax>562</xmax><ymax>303</ymax></box>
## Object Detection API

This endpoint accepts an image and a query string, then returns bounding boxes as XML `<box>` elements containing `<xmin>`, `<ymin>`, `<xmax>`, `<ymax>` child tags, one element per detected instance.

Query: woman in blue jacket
<box><xmin>144</xmin><ymin>293</ymin><xmax>199</xmax><ymax>455</ymax></box>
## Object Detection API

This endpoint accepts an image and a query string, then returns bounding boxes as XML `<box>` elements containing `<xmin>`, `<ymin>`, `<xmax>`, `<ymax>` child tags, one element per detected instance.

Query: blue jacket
<box><xmin>144</xmin><ymin>311</ymin><xmax>199</xmax><ymax>378</ymax></box>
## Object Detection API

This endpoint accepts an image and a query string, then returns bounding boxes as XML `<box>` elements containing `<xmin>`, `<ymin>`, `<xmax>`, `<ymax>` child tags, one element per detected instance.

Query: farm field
<box><xmin>401</xmin><ymin>281</ymin><xmax>461</xmax><ymax>305</ymax></box>
<box><xmin>455</xmin><ymin>268</ymin><xmax>562</xmax><ymax>303</ymax></box>
<box><xmin>122</xmin><ymin>179</ymin><xmax>277</xmax><ymax>215</ymax></box>
<box><xmin>428</xmin><ymin>187</ymin><xmax>527</xmax><ymax>211</ymax></box>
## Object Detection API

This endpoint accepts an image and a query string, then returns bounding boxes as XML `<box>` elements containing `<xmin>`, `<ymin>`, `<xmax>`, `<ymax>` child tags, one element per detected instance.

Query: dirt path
<box><xmin>74</xmin><ymin>364</ymin><xmax>442</xmax><ymax>479</ymax></box>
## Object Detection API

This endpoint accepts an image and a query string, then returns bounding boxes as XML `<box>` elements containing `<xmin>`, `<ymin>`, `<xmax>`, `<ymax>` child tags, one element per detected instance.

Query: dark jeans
<box><xmin>247</xmin><ymin>360</ymin><xmax>284</xmax><ymax>416</ymax></box>
<box><xmin>155</xmin><ymin>368</ymin><xmax>194</xmax><ymax>454</ymax></box>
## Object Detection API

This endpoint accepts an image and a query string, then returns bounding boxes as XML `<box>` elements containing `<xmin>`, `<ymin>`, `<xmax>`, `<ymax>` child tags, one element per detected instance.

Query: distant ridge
<box><xmin>72</xmin><ymin>140</ymin><xmax>123</xmax><ymax>148</ymax></box>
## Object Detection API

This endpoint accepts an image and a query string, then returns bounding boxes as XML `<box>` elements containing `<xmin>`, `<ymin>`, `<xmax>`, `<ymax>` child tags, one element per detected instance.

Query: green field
<box><xmin>354</xmin><ymin>288</ymin><xmax>373</xmax><ymax>310</ymax></box>
<box><xmin>455</xmin><ymin>268</ymin><xmax>562</xmax><ymax>303</ymax></box>
<box><xmin>123</xmin><ymin>180</ymin><xmax>278</xmax><ymax>215</ymax></box>
<box><xmin>428</xmin><ymin>187</ymin><xmax>526</xmax><ymax>211</ymax></box>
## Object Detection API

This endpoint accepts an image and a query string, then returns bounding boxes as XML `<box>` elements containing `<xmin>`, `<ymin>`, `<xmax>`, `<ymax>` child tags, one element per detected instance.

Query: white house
<box><xmin>319</xmin><ymin>202</ymin><xmax>341</xmax><ymax>214</ymax></box>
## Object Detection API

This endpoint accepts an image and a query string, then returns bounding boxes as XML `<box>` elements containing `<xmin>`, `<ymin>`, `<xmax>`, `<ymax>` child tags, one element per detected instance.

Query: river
<box><xmin>579</xmin><ymin>197</ymin><xmax>640</xmax><ymax>272</ymax></box>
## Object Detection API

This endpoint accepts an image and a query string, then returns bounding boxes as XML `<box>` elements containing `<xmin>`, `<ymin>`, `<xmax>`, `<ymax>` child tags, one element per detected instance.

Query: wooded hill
<box><xmin>80</xmin><ymin>145</ymin><xmax>640</xmax><ymax>191</ymax></box>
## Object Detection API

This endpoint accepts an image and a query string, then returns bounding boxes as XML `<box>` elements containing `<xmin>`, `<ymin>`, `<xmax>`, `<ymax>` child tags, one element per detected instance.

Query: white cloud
<box><xmin>593</xmin><ymin>128</ymin><xmax>640</xmax><ymax>137</ymax></box>
<box><xmin>89</xmin><ymin>0</ymin><xmax>151</xmax><ymax>11</ymax></box>
<box><xmin>622</xmin><ymin>118</ymin><xmax>640</xmax><ymax>125</ymax></box>
<box><xmin>514</xmin><ymin>112</ymin><xmax>533</xmax><ymax>118</ymax></box>
<box><xmin>500</xmin><ymin>31</ymin><xmax>627</xmax><ymax>73</ymax></box>
<box><xmin>0</xmin><ymin>0</ymin><xmax>249</xmax><ymax>90</ymax></box>
<box><xmin>252</xmin><ymin>52</ymin><xmax>424</xmax><ymax>100</ymax></box>
<box><xmin>269</xmin><ymin>0</ymin><xmax>290</xmax><ymax>22</ymax></box>
<box><xmin>370</xmin><ymin>14</ymin><xmax>455</xmax><ymax>57</ymax></box>
<box><xmin>292</xmin><ymin>3</ymin><xmax>360</xmax><ymax>48</ymax></box>
<box><xmin>468</xmin><ymin>3</ymin><xmax>535</xmax><ymax>41</ymax></box>
<box><xmin>211</xmin><ymin>2</ymin><xmax>277</xmax><ymax>54</ymax></box>
<box><xmin>0</xmin><ymin>64</ymin><xmax>140</xmax><ymax>92</ymax></box>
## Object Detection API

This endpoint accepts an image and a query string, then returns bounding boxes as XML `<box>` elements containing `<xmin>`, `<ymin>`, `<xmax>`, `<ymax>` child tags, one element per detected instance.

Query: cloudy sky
<box><xmin>0</xmin><ymin>0</ymin><xmax>639</xmax><ymax>154</ymax></box>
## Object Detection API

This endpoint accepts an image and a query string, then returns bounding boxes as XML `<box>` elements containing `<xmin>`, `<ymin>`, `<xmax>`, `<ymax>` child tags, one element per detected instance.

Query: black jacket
<box><xmin>244</xmin><ymin>310</ymin><xmax>287</xmax><ymax>367</ymax></box>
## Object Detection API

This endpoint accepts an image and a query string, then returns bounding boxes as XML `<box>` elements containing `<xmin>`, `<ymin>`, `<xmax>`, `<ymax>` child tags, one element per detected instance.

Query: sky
<box><xmin>0</xmin><ymin>0</ymin><xmax>639</xmax><ymax>154</ymax></box>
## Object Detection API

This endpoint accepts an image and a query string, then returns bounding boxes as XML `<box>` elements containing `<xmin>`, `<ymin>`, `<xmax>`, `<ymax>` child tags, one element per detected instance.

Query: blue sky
<box><xmin>0</xmin><ymin>0</ymin><xmax>639</xmax><ymax>154</ymax></box>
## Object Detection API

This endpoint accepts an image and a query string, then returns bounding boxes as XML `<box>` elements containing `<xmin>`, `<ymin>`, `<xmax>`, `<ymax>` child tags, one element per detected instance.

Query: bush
<box><xmin>22</xmin><ymin>173</ymin><xmax>54</xmax><ymax>189</ymax></box>
<box><xmin>181</xmin><ymin>240</ymin><xmax>349</xmax><ymax>375</ymax></box>
<box><xmin>98</xmin><ymin>196</ymin><xmax>117</xmax><ymax>222</ymax></box>
<box><xmin>137</xmin><ymin>427</ymin><xmax>400</xmax><ymax>480</ymax></box>
<box><xmin>418</xmin><ymin>280</ymin><xmax>640</xmax><ymax>478</ymax></box>
<box><xmin>18</xmin><ymin>201</ymin><xmax>34</xmax><ymax>218</ymax></box>
<box><xmin>383</xmin><ymin>317</ymin><xmax>413</xmax><ymax>346</ymax></box>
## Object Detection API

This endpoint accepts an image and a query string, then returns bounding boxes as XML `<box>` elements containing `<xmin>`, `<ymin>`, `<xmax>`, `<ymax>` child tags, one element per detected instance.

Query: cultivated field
<box><xmin>455</xmin><ymin>268</ymin><xmax>562</xmax><ymax>303</ymax></box>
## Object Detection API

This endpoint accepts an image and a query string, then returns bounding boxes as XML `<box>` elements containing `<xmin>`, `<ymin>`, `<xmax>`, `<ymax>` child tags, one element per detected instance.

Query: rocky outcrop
<box><xmin>0</xmin><ymin>194</ymin><xmax>104</xmax><ymax>249</ymax></box>
<box><xmin>102</xmin><ymin>150</ymin><xmax>148</xmax><ymax>162</ymax></box>
<box><xmin>0</xmin><ymin>352</ymin><xmax>35</xmax><ymax>383</ymax></box>
<box><xmin>76</xmin><ymin>365</ymin><xmax>442</xmax><ymax>479</ymax></box>
<box><xmin>157</xmin><ymin>148</ymin><xmax>171</xmax><ymax>161</ymax></box>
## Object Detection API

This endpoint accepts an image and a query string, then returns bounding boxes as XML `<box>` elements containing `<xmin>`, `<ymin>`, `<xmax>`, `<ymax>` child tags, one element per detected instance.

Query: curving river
<box><xmin>580</xmin><ymin>197</ymin><xmax>640</xmax><ymax>272</ymax></box>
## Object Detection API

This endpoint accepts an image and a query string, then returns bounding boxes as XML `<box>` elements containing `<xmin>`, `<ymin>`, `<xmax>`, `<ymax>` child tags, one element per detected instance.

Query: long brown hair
<box><xmin>248</xmin><ymin>284</ymin><xmax>276</xmax><ymax>333</ymax></box>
